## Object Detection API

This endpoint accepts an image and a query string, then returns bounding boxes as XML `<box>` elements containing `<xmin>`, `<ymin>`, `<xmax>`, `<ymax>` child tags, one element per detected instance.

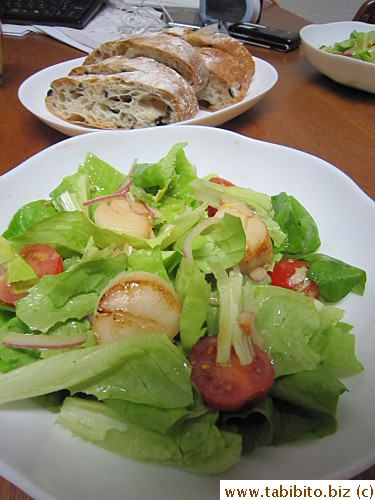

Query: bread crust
<box><xmin>195</xmin><ymin>47</ymin><xmax>249</xmax><ymax>111</ymax></box>
<box><xmin>69</xmin><ymin>55</ymin><xmax>144</xmax><ymax>76</ymax></box>
<box><xmin>186</xmin><ymin>31</ymin><xmax>255</xmax><ymax>91</ymax></box>
<box><xmin>83</xmin><ymin>33</ymin><xmax>209</xmax><ymax>91</ymax></box>
<box><xmin>182</xmin><ymin>30</ymin><xmax>255</xmax><ymax>77</ymax></box>
<box><xmin>45</xmin><ymin>57</ymin><xmax>199</xmax><ymax>129</ymax></box>
<box><xmin>164</xmin><ymin>28</ymin><xmax>255</xmax><ymax>109</ymax></box>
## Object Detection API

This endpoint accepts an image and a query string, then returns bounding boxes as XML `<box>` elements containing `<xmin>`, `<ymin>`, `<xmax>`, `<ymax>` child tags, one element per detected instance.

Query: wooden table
<box><xmin>0</xmin><ymin>4</ymin><xmax>374</xmax><ymax>497</ymax></box>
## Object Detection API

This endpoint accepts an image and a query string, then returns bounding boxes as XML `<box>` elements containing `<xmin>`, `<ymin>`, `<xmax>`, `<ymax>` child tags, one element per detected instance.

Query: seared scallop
<box><xmin>94</xmin><ymin>198</ymin><xmax>153</xmax><ymax>239</ymax></box>
<box><xmin>93</xmin><ymin>271</ymin><xmax>181</xmax><ymax>344</ymax></box>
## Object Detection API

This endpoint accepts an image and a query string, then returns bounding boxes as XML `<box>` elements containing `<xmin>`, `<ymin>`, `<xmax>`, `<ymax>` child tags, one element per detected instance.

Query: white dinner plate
<box><xmin>18</xmin><ymin>56</ymin><xmax>278</xmax><ymax>137</ymax></box>
<box><xmin>300</xmin><ymin>21</ymin><xmax>375</xmax><ymax>94</ymax></box>
<box><xmin>0</xmin><ymin>126</ymin><xmax>374</xmax><ymax>499</ymax></box>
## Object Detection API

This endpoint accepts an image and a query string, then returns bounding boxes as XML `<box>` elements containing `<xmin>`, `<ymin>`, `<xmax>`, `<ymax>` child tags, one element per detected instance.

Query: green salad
<box><xmin>0</xmin><ymin>143</ymin><xmax>366</xmax><ymax>475</ymax></box>
<box><xmin>320</xmin><ymin>30</ymin><xmax>375</xmax><ymax>63</ymax></box>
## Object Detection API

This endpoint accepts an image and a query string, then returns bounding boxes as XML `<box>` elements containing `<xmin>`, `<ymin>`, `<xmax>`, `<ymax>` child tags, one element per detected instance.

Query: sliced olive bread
<box><xmin>45</xmin><ymin>57</ymin><xmax>199</xmax><ymax>129</ymax></box>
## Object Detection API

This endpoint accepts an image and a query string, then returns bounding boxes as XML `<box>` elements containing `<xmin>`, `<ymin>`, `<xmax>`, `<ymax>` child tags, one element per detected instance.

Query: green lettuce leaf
<box><xmin>132</xmin><ymin>142</ymin><xmax>191</xmax><ymax>197</ymax></box>
<box><xmin>105</xmin><ymin>395</ymin><xmax>207</xmax><ymax>434</ymax></box>
<box><xmin>302</xmin><ymin>253</ymin><xmax>367</xmax><ymax>302</ymax></box>
<box><xmin>0</xmin><ymin>334</ymin><xmax>192</xmax><ymax>407</ymax></box>
<box><xmin>127</xmin><ymin>247</ymin><xmax>170</xmax><ymax>282</ymax></box>
<box><xmin>0</xmin><ymin>316</ymin><xmax>95</xmax><ymax>373</ymax></box>
<box><xmin>68</xmin><ymin>335</ymin><xmax>193</xmax><ymax>408</ymax></box>
<box><xmin>181</xmin><ymin>213</ymin><xmax>246</xmax><ymax>274</ymax></box>
<box><xmin>152</xmin><ymin>204</ymin><xmax>208</xmax><ymax>249</ymax></box>
<box><xmin>309</xmin><ymin>312</ymin><xmax>364</xmax><ymax>375</ymax></box>
<box><xmin>0</xmin><ymin>236</ymin><xmax>38</xmax><ymax>292</ymax></box>
<box><xmin>221</xmin><ymin>365</ymin><xmax>347</xmax><ymax>452</ymax></box>
<box><xmin>2</xmin><ymin>200</ymin><xmax>57</xmax><ymax>239</ymax></box>
<box><xmin>243</xmin><ymin>282</ymin><xmax>322</xmax><ymax>377</ymax></box>
<box><xmin>175</xmin><ymin>258</ymin><xmax>211</xmax><ymax>351</ymax></box>
<box><xmin>219</xmin><ymin>396</ymin><xmax>277</xmax><ymax>452</ymax></box>
<box><xmin>57</xmin><ymin>396</ymin><xmax>242</xmax><ymax>475</ymax></box>
<box><xmin>270</xmin><ymin>365</ymin><xmax>347</xmax><ymax>444</ymax></box>
<box><xmin>15</xmin><ymin>252</ymin><xmax>127</xmax><ymax>332</ymax></box>
<box><xmin>0</xmin><ymin>317</ymin><xmax>40</xmax><ymax>373</ymax></box>
<box><xmin>190</xmin><ymin>178</ymin><xmax>286</xmax><ymax>248</ymax></box>
<box><xmin>271</xmin><ymin>192</ymin><xmax>321</xmax><ymax>254</ymax></box>
<box><xmin>50</xmin><ymin>152</ymin><xmax>126</xmax><ymax>218</ymax></box>
<box><xmin>7</xmin><ymin>211</ymin><xmax>135</xmax><ymax>258</ymax></box>
<box><xmin>130</xmin><ymin>143</ymin><xmax>198</xmax><ymax>224</ymax></box>
<box><xmin>242</xmin><ymin>281</ymin><xmax>362</xmax><ymax>379</ymax></box>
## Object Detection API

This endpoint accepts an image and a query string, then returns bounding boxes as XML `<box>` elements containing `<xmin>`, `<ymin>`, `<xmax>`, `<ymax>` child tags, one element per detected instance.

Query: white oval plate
<box><xmin>300</xmin><ymin>21</ymin><xmax>375</xmax><ymax>93</ymax></box>
<box><xmin>18</xmin><ymin>56</ymin><xmax>278</xmax><ymax>137</ymax></box>
<box><xmin>1</xmin><ymin>126</ymin><xmax>374</xmax><ymax>499</ymax></box>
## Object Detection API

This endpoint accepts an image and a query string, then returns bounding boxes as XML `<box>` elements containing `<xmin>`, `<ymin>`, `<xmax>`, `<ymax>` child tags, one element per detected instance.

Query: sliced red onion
<box><xmin>129</xmin><ymin>200</ymin><xmax>149</xmax><ymax>216</ymax></box>
<box><xmin>2</xmin><ymin>332</ymin><xmax>87</xmax><ymax>350</ymax></box>
<box><xmin>84</xmin><ymin>189</ymin><xmax>162</xmax><ymax>220</ymax></box>
<box><xmin>142</xmin><ymin>203</ymin><xmax>162</xmax><ymax>218</ymax></box>
<box><xmin>83</xmin><ymin>178</ymin><xmax>133</xmax><ymax>207</ymax></box>
<box><xmin>116</xmin><ymin>176</ymin><xmax>133</xmax><ymax>193</ymax></box>
<box><xmin>83</xmin><ymin>191</ymin><xmax>126</xmax><ymax>207</ymax></box>
<box><xmin>249</xmin><ymin>266</ymin><xmax>268</xmax><ymax>282</ymax></box>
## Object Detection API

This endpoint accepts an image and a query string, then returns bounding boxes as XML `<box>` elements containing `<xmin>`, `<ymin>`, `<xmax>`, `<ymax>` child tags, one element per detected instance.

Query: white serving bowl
<box><xmin>300</xmin><ymin>21</ymin><xmax>375</xmax><ymax>93</ymax></box>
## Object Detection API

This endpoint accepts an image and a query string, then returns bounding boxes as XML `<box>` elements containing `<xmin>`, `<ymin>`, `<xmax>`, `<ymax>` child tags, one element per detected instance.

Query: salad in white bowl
<box><xmin>0</xmin><ymin>134</ymin><xmax>367</xmax><ymax>478</ymax></box>
<box><xmin>300</xmin><ymin>21</ymin><xmax>375</xmax><ymax>93</ymax></box>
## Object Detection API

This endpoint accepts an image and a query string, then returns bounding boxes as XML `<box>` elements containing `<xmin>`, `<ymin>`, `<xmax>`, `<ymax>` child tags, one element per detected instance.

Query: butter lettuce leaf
<box><xmin>221</xmin><ymin>365</ymin><xmax>347</xmax><ymax>453</ymax></box>
<box><xmin>2</xmin><ymin>200</ymin><xmax>57</xmax><ymax>239</ymax></box>
<box><xmin>187</xmin><ymin>213</ymin><xmax>246</xmax><ymax>273</ymax></box>
<box><xmin>57</xmin><ymin>396</ymin><xmax>242</xmax><ymax>475</ymax></box>
<box><xmin>0</xmin><ymin>334</ymin><xmax>192</xmax><ymax>407</ymax></box>
<box><xmin>0</xmin><ymin>236</ymin><xmax>38</xmax><ymax>291</ymax></box>
<box><xmin>302</xmin><ymin>253</ymin><xmax>367</xmax><ymax>302</ymax></box>
<box><xmin>190</xmin><ymin>177</ymin><xmax>286</xmax><ymax>248</ymax></box>
<box><xmin>243</xmin><ymin>282</ymin><xmax>322</xmax><ymax>377</ymax></box>
<box><xmin>242</xmin><ymin>282</ymin><xmax>362</xmax><ymax>378</ymax></box>
<box><xmin>7</xmin><ymin>211</ymin><xmax>137</xmax><ymax>257</ymax></box>
<box><xmin>271</xmin><ymin>192</ymin><xmax>321</xmax><ymax>254</ymax></box>
<box><xmin>50</xmin><ymin>152</ymin><xmax>126</xmax><ymax>218</ymax></box>
<box><xmin>175</xmin><ymin>258</ymin><xmax>211</xmax><ymax>351</ymax></box>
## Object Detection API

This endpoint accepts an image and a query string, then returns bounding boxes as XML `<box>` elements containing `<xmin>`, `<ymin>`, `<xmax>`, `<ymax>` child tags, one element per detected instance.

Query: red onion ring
<box><xmin>2</xmin><ymin>332</ymin><xmax>87</xmax><ymax>350</ymax></box>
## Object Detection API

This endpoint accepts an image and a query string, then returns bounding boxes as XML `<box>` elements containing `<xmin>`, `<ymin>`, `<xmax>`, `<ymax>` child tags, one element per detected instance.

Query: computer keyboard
<box><xmin>1</xmin><ymin>0</ymin><xmax>107</xmax><ymax>29</ymax></box>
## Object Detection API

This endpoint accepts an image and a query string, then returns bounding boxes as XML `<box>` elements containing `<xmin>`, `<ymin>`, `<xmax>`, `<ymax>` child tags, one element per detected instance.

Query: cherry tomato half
<box><xmin>0</xmin><ymin>267</ymin><xmax>28</xmax><ymax>306</ymax></box>
<box><xmin>0</xmin><ymin>244</ymin><xmax>63</xmax><ymax>306</ymax></box>
<box><xmin>19</xmin><ymin>243</ymin><xmax>64</xmax><ymax>278</ymax></box>
<box><xmin>268</xmin><ymin>259</ymin><xmax>319</xmax><ymax>299</ymax></box>
<box><xmin>188</xmin><ymin>336</ymin><xmax>274</xmax><ymax>412</ymax></box>
<box><xmin>207</xmin><ymin>177</ymin><xmax>236</xmax><ymax>217</ymax></box>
